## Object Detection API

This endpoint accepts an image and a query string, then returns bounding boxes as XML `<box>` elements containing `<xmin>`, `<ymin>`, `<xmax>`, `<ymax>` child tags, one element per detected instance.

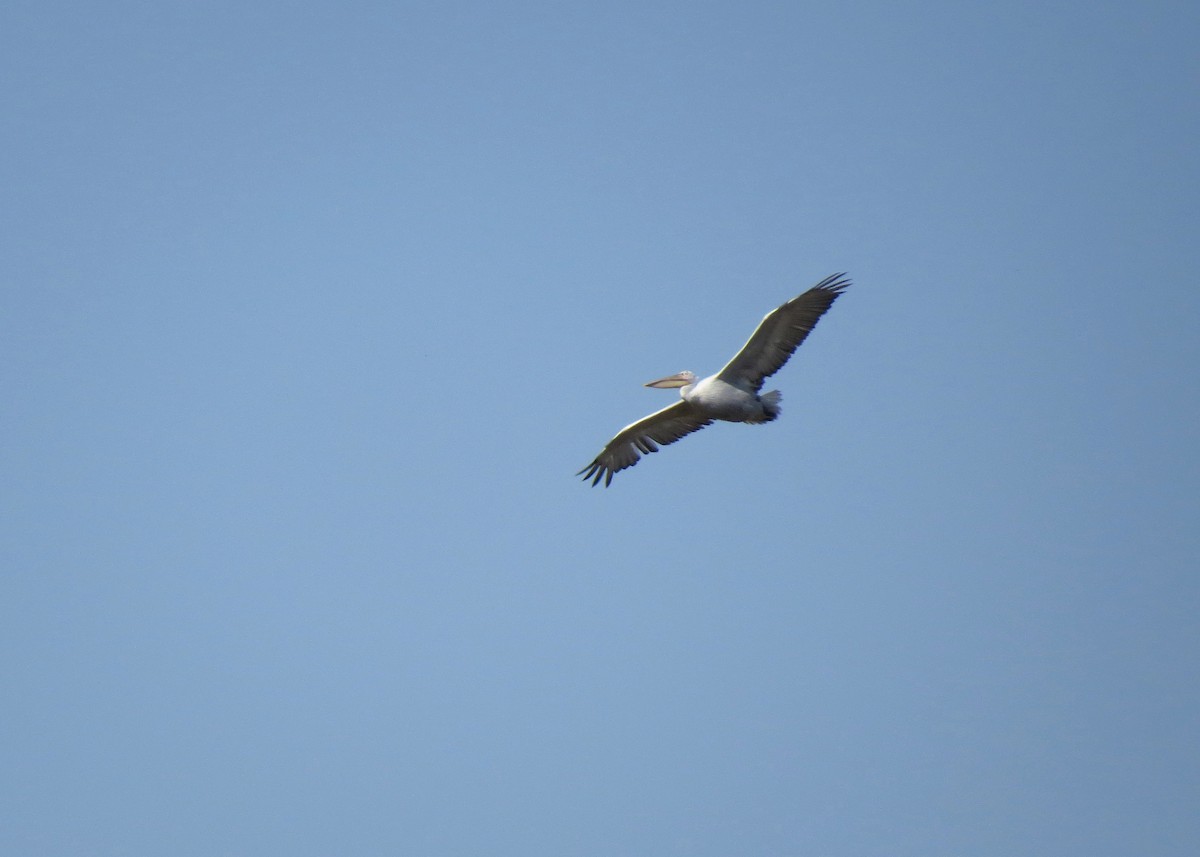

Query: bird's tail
<box><xmin>760</xmin><ymin>390</ymin><xmax>782</xmax><ymax>421</ymax></box>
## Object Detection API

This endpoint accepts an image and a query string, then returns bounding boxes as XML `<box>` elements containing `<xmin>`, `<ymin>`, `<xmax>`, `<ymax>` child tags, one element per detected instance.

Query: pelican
<box><xmin>578</xmin><ymin>272</ymin><xmax>850</xmax><ymax>486</ymax></box>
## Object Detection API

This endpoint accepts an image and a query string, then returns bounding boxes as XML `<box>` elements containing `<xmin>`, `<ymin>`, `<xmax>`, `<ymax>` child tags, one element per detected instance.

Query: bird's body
<box><xmin>684</xmin><ymin>375</ymin><xmax>780</xmax><ymax>423</ymax></box>
<box><xmin>578</xmin><ymin>273</ymin><xmax>849</xmax><ymax>486</ymax></box>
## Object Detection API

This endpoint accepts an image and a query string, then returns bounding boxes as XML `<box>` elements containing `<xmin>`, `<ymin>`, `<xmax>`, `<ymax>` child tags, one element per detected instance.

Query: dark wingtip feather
<box><xmin>813</xmin><ymin>272</ymin><xmax>851</xmax><ymax>294</ymax></box>
<box><xmin>580</xmin><ymin>462</ymin><xmax>605</xmax><ymax>487</ymax></box>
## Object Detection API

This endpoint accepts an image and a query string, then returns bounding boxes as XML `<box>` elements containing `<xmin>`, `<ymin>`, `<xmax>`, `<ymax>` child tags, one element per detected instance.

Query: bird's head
<box><xmin>644</xmin><ymin>370</ymin><xmax>697</xmax><ymax>389</ymax></box>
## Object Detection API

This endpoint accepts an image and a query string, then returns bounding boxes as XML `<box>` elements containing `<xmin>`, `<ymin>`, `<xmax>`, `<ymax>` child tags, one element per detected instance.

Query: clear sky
<box><xmin>3</xmin><ymin>2</ymin><xmax>1198</xmax><ymax>855</ymax></box>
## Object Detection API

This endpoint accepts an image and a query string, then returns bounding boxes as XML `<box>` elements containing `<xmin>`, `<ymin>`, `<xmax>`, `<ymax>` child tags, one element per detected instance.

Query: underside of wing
<box><xmin>578</xmin><ymin>400</ymin><xmax>714</xmax><ymax>487</ymax></box>
<box><xmin>716</xmin><ymin>273</ymin><xmax>850</xmax><ymax>392</ymax></box>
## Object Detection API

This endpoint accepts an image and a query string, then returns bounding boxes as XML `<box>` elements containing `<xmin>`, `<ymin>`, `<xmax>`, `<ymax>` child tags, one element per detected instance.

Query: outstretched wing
<box><xmin>578</xmin><ymin>400</ymin><xmax>714</xmax><ymax>487</ymax></box>
<box><xmin>716</xmin><ymin>273</ymin><xmax>850</xmax><ymax>392</ymax></box>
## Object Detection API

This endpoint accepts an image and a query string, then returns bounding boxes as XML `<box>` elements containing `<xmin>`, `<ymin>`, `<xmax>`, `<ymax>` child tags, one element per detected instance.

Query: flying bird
<box><xmin>578</xmin><ymin>272</ymin><xmax>850</xmax><ymax>486</ymax></box>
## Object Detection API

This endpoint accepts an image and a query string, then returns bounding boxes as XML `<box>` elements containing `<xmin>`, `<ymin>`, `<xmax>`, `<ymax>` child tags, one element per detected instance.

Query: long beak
<box><xmin>644</xmin><ymin>372</ymin><xmax>692</xmax><ymax>389</ymax></box>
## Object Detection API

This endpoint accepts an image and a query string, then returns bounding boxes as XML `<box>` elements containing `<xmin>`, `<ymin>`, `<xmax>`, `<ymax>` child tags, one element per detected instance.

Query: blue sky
<box><xmin>3</xmin><ymin>2</ymin><xmax>1198</xmax><ymax>855</ymax></box>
